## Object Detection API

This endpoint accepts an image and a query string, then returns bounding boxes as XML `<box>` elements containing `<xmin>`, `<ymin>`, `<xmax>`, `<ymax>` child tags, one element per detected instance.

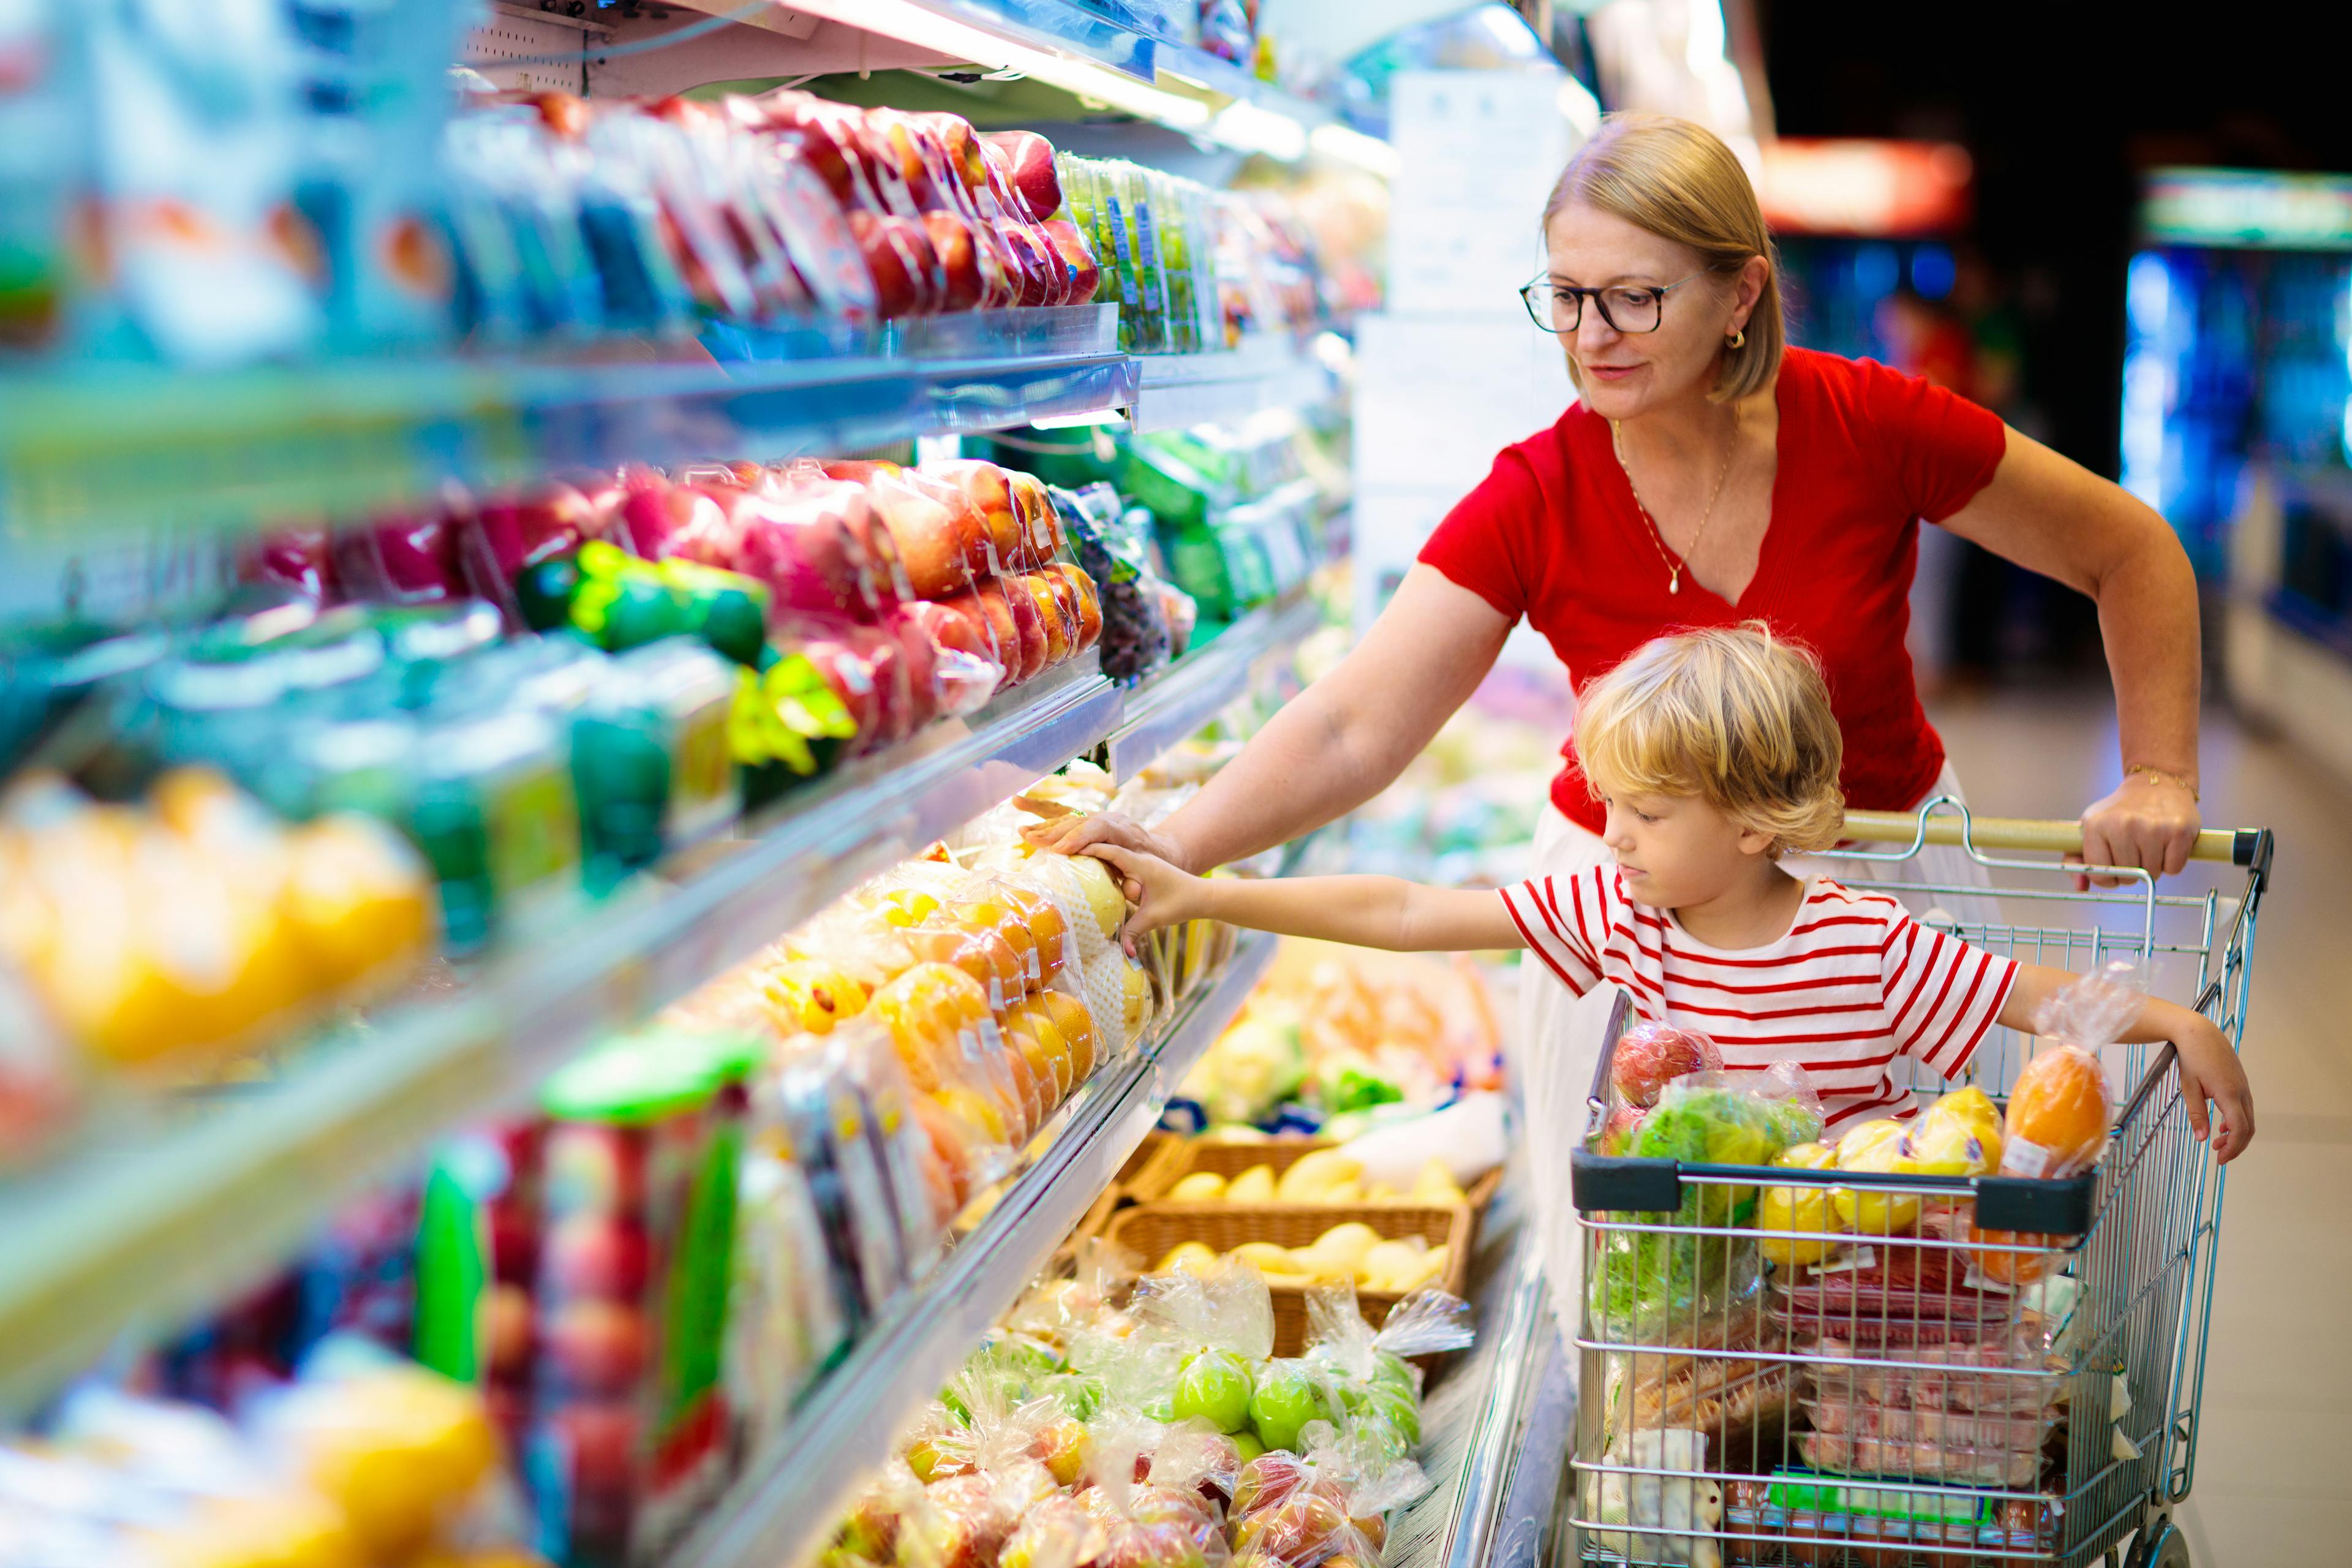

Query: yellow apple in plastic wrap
<box><xmin>1831</xmin><ymin>1119</ymin><xmax>1923</xmax><ymax>1236</ymax></box>
<box><xmin>1757</xmin><ymin>1140</ymin><xmax>1842</xmax><ymax>1267</ymax></box>
<box><xmin>1909</xmin><ymin>1086</ymin><xmax>2003</xmax><ymax>1175</ymax></box>
<box><xmin>1065</xmin><ymin>853</ymin><xmax>1130</xmax><ymax>940</ymax></box>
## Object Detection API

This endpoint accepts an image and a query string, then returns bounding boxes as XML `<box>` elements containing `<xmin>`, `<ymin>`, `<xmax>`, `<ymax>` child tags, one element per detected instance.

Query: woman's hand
<box><xmin>2078</xmin><ymin>771</ymin><xmax>2201</xmax><ymax>888</ymax></box>
<box><xmin>1020</xmin><ymin>810</ymin><xmax>1194</xmax><ymax>873</ymax></box>
<box><xmin>1079</xmin><ymin>843</ymin><xmax>1207</xmax><ymax>951</ymax></box>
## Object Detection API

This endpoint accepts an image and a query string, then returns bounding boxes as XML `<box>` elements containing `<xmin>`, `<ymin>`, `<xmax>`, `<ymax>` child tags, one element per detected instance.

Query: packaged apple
<box><xmin>1302</xmin><ymin>1284</ymin><xmax>1473</xmax><ymax>1441</ymax></box>
<box><xmin>730</xmin><ymin>1074</ymin><xmax>858</xmax><ymax>1447</ymax></box>
<box><xmin>772</xmin><ymin>95</ymin><xmax>948</xmax><ymax>317</ymax></box>
<box><xmin>524</xmin><ymin>1028</ymin><xmax>756</xmax><ymax>1565</ymax></box>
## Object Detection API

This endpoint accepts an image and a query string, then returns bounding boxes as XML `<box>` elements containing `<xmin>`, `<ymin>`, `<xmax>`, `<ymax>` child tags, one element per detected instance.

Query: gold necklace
<box><xmin>1609</xmin><ymin>402</ymin><xmax>1741</xmax><ymax>595</ymax></box>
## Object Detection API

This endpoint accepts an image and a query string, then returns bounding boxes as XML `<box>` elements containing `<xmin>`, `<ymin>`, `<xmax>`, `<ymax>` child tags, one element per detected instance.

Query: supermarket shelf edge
<box><xmin>0</xmin><ymin>597</ymin><xmax>1320</xmax><ymax>1413</ymax></box>
<box><xmin>0</xmin><ymin>312</ymin><xmax>1338</xmax><ymax>537</ymax></box>
<box><xmin>670</xmin><ymin>929</ymin><xmax>1280</xmax><ymax>1568</ymax></box>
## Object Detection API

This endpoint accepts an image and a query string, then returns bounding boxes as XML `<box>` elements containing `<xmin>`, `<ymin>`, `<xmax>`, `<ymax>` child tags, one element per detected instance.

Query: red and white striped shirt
<box><xmin>1501</xmin><ymin>868</ymin><xmax>2016</xmax><ymax>1132</ymax></box>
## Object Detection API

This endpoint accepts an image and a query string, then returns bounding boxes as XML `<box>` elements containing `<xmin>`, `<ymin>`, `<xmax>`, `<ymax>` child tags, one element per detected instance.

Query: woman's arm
<box><xmin>1999</xmin><ymin>964</ymin><xmax>2253</xmax><ymax>1163</ymax></box>
<box><xmin>1083</xmin><ymin>844</ymin><xmax>1523</xmax><ymax>953</ymax></box>
<box><xmin>1025</xmin><ymin>567</ymin><xmax>1513</xmax><ymax>872</ymax></box>
<box><xmin>1938</xmin><ymin>430</ymin><xmax>2203</xmax><ymax>881</ymax></box>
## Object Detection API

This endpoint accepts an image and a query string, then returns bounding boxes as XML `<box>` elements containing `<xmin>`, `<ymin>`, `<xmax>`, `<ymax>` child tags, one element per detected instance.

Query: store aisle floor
<box><xmin>1929</xmin><ymin>687</ymin><xmax>2352</xmax><ymax>1566</ymax></box>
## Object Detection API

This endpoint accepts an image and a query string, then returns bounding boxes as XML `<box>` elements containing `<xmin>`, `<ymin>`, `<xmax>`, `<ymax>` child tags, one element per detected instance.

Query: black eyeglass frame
<box><xmin>1518</xmin><ymin>265</ymin><xmax>1733</xmax><ymax>334</ymax></box>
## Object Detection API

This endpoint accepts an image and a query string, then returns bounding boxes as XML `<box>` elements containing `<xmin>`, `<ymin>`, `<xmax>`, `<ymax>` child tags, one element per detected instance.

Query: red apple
<box><xmin>921</xmin><ymin>112</ymin><xmax>990</xmax><ymax>192</ymax></box>
<box><xmin>548</xmin><ymin>1401</ymin><xmax>640</xmax><ymax>1501</ymax></box>
<box><xmin>547</xmin><ymin>1298</ymin><xmax>650</xmax><ymax>1395</ymax></box>
<box><xmin>617</xmin><ymin>479</ymin><xmax>722</xmax><ymax>562</ymax></box>
<box><xmin>487</xmin><ymin>1283</ymin><xmax>535</xmax><ymax>1375</ymax></box>
<box><xmin>922</xmin><ymin>210</ymin><xmax>984</xmax><ymax>311</ymax></box>
<box><xmin>541</xmin><ymin>1216</ymin><xmax>650</xmax><ymax>1299</ymax></box>
<box><xmin>1020</xmin><ymin>573</ymin><xmax>1074</xmax><ymax>666</ymax></box>
<box><xmin>532</xmin><ymin>90</ymin><xmax>593</xmax><ymax>141</ymax></box>
<box><xmin>1048</xmin><ymin>564</ymin><xmax>1103</xmax><ymax>652</ymax></box>
<box><xmin>850</xmin><ymin>471</ymin><xmax>988</xmax><ymax>600</ymax></box>
<box><xmin>1041</xmin><ymin>218</ymin><xmax>1101</xmax><ymax>301</ymax></box>
<box><xmin>923</xmin><ymin>459</ymin><xmax>1022</xmax><ymax>568</ymax></box>
<box><xmin>251</xmin><ymin>526</ymin><xmax>336</xmax><ymax>600</ymax></box>
<box><xmin>936</xmin><ymin>588</ymin><xmax>1018</xmax><ymax>684</ymax></box>
<box><xmin>992</xmin><ymin>581</ymin><xmax>1049</xmax><ymax>682</ymax></box>
<box><xmin>982</xmin><ymin>130</ymin><xmax>1061</xmax><ymax>221</ymax></box>
<box><xmin>848</xmin><ymin>210</ymin><xmax>928</xmax><ymax>318</ymax></box>
<box><xmin>337</xmin><ymin>507</ymin><xmax>459</xmax><ymax>601</ymax></box>
<box><xmin>473</xmin><ymin>480</ymin><xmax>597</xmax><ymax>579</ymax></box>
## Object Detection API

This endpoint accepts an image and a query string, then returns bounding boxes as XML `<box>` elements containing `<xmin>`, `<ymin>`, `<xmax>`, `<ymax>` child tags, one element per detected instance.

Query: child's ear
<box><xmin>1735</xmin><ymin>824</ymin><xmax>1778</xmax><ymax>859</ymax></box>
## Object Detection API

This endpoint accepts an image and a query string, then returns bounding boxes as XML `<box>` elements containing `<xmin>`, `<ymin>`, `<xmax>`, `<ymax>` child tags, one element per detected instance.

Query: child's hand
<box><xmin>1080</xmin><ymin>843</ymin><xmax>1204</xmax><ymax>953</ymax></box>
<box><xmin>2173</xmin><ymin>1016</ymin><xmax>2255</xmax><ymax>1163</ymax></box>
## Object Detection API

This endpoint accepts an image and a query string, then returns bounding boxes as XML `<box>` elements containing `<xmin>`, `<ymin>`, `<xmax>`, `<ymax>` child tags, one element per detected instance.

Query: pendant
<box><xmin>1668</xmin><ymin>571</ymin><xmax>1681</xmax><ymax>595</ymax></box>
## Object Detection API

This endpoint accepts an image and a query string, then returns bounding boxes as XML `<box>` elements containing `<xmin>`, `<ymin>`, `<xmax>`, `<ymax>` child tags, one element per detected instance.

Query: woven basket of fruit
<box><xmin>1102</xmin><ymin>1202</ymin><xmax>1473</xmax><ymax>1356</ymax></box>
<box><xmin>1142</xmin><ymin>1137</ymin><xmax>1503</xmax><ymax>1212</ymax></box>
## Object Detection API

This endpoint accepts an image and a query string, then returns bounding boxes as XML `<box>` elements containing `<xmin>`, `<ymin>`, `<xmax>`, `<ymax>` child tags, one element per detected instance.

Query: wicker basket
<box><xmin>1144</xmin><ymin>1135</ymin><xmax>1506</xmax><ymax>1213</ymax></box>
<box><xmin>1115</xmin><ymin>1130</ymin><xmax>1188</xmax><ymax>1197</ymax></box>
<box><xmin>1101</xmin><ymin>1202</ymin><xmax>1473</xmax><ymax>1356</ymax></box>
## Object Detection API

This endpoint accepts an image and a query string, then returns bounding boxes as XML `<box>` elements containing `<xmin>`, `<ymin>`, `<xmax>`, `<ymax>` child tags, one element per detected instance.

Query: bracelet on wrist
<box><xmin>2123</xmin><ymin>763</ymin><xmax>2199</xmax><ymax>802</ymax></box>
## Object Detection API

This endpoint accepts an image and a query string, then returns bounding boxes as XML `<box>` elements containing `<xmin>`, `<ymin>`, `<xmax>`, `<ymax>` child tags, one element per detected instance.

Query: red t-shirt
<box><xmin>1419</xmin><ymin>347</ymin><xmax>2008</xmax><ymax>834</ymax></box>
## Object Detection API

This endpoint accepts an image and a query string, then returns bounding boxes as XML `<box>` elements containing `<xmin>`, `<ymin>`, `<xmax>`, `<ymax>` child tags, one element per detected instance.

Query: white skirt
<box><xmin>1510</xmin><ymin>763</ymin><xmax>1996</xmax><ymax>1355</ymax></box>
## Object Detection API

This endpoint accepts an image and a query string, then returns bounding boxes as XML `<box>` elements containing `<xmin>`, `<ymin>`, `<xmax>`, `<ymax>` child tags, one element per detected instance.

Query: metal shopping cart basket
<box><xmin>1562</xmin><ymin>800</ymin><xmax>2271</xmax><ymax>1568</ymax></box>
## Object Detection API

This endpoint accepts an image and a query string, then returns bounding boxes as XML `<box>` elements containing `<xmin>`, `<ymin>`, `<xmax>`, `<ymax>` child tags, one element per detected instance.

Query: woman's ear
<box><xmin>1729</xmin><ymin>254</ymin><xmax>1770</xmax><ymax>331</ymax></box>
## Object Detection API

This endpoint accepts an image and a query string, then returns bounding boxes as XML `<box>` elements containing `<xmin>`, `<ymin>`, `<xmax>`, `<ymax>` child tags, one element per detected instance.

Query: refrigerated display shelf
<box><xmin>1104</xmin><ymin>589</ymin><xmax>1320</xmax><ymax>782</ymax></box>
<box><xmin>670</xmin><ymin>926</ymin><xmax>1281</xmax><ymax>1568</ymax></box>
<box><xmin>0</xmin><ymin>307</ymin><xmax>1338</xmax><ymax>538</ymax></box>
<box><xmin>1133</xmin><ymin>336</ymin><xmax>1338</xmax><ymax>434</ymax></box>
<box><xmin>0</xmin><ymin>590</ymin><xmax>1322</xmax><ymax>1413</ymax></box>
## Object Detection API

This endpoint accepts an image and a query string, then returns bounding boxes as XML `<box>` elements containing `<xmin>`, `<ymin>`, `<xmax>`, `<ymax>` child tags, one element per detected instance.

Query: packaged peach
<box><xmin>1999</xmin><ymin>961</ymin><xmax>2133</xmax><ymax>1180</ymax></box>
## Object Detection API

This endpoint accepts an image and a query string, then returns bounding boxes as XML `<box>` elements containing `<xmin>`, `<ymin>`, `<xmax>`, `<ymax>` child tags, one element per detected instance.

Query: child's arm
<box><xmin>1079</xmin><ymin>844</ymin><xmax>1523</xmax><ymax>954</ymax></box>
<box><xmin>2000</xmin><ymin>964</ymin><xmax>2255</xmax><ymax>1163</ymax></box>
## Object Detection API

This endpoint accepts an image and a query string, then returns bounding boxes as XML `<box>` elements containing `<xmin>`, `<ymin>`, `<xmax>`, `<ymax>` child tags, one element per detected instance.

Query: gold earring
<box><xmin>1727</xmin><ymin>328</ymin><xmax>1747</xmax><ymax>349</ymax></box>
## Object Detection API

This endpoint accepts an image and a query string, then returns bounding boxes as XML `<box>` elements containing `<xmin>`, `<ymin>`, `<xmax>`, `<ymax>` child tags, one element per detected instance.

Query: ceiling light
<box><xmin>1208</xmin><ymin>98</ymin><xmax>1309</xmax><ymax>162</ymax></box>
<box><xmin>1310</xmin><ymin>123</ymin><xmax>1400</xmax><ymax>178</ymax></box>
<box><xmin>793</xmin><ymin>0</ymin><xmax>1210</xmax><ymax>126</ymax></box>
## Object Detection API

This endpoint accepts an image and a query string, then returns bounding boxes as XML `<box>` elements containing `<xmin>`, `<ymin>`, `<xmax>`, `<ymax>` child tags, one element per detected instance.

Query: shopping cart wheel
<box><xmin>2125</xmin><ymin>1520</ymin><xmax>2190</xmax><ymax>1568</ymax></box>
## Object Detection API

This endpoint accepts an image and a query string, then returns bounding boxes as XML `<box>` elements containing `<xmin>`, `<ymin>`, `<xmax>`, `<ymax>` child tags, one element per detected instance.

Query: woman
<box><xmin>1033</xmin><ymin>115</ymin><xmax>2203</xmax><ymax>1084</ymax></box>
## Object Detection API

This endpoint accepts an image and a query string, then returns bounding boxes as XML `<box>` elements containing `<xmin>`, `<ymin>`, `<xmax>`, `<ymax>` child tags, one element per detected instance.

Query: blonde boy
<box><xmin>1080</xmin><ymin>625</ymin><xmax>2253</xmax><ymax>1158</ymax></box>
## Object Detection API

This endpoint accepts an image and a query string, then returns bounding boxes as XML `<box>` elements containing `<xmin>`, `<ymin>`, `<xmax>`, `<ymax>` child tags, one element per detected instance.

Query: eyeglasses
<box><xmin>1518</xmin><ymin>267</ymin><xmax>1723</xmax><ymax>334</ymax></box>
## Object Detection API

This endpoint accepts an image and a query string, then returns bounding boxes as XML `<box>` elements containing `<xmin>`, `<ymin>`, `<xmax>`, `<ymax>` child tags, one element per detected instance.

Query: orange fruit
<box><xmin>2001</xmin><ymin>1046</ymin><xmax>2109</xmax><ymax>1178</ymax></box>
<box><xmin>757</xmin><ymin>958</ymin><xmax>869</xmax><ymax>1036</ymax></box>
<box><xmin>1003</xmin><ymin>1000</ymin><xmax>1074</xmax><ymax>1098</ymax></box>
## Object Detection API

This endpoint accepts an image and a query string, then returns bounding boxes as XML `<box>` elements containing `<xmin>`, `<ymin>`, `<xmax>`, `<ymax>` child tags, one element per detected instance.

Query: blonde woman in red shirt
<box><xmin>1031</xmin><ymin>116</ymin><xmax>2204</xmax><ymax>1102</ymax></box>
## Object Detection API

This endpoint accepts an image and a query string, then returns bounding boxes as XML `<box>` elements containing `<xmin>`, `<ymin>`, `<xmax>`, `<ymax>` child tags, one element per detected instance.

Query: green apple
<box><xmin>1248</xmin><ymin>1360</ymin><xmax>1329</xmax><ymax>1453</ymax></box>
<box><xmin>1366</xmin><ymin>1384</ymin><xmax>1421</xmax><ymax>1447</ymax></box>
<box><xmin>1172</xmin><ymin>1349</ymin><xmax>1256</xmax><ymax>1434</ymax></box>
<box><xmin>1373</xmin><ymin>1350</ymin><xmax>1418</xmax><ymax>1395</ymax></box>
<box><xmin>1230</xmin><ymin>1430</ymin><xmax>1268</xmax><ymax>1463</ymax></box>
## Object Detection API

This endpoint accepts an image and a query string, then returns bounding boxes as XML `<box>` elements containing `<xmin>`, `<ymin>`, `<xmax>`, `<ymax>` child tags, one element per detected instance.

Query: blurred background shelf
<box><xmin>671</xmin><ymin>926</ymin><xmax>1280</xmax><ymax>1568</ymax></box>
<box><xmin>1104</xmin><ymin>589</ymin><xmax>1322</xmax><ymax>781</ymax></box>
<box><xmin>1133</xmin><ymin>337</ymin><xmax>1338</xmax><ymax>432</ymax></box>
<box><xmin>0</xmin><ymin>584</ymin><xmax>1326</xmax><ymax>1413</ymax></box>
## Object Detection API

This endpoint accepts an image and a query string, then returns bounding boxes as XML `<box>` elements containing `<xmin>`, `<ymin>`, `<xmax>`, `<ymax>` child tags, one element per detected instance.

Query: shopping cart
<box><xmin>1563</xmin><ymin>799</ymin><xmax>2270</xmax><ymax>1568</ymax></box>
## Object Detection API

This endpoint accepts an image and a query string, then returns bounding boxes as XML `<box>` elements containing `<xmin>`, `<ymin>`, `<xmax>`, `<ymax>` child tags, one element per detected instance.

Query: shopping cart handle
<box><xmin>1841</xmin><ymin>809</ymin><xmax>2271</xmax><ymax>873</ymax></box>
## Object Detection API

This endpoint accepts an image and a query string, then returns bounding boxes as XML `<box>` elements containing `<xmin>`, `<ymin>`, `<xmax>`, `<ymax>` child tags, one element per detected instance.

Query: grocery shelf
<box><xmin>0</xmin><ymin>308</ymin><xmax>1348</xmax><ymax>538</ymax></box>
<box><xmin>1103</xmin><ymin>590</ymin><xmax>1321</xmax><ymax>782</ymax></box>
<box><xmin>0</xmin><ymin>586</ymin><xmax>1325</xmax><ymax>1414</ymax></box>
<box><xmin>0</xmin><ymin>306</ymin><xmax>1133</xmax><ymax>539</ymax></box>
<box><xmin>1132</xmin><ymin>336</ymin><xmax>1337</xmax><ymax>433</ymax></box>
<box><xmin>671</xmin><ymin>929</ymin><xmax>1281</xmax><ymax>1568</ymax></box>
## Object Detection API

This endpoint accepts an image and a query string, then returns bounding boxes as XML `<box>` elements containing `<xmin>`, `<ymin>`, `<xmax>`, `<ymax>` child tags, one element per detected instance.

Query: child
<box><xmin>1077</xmin><ymin>625</ymin><xmax>2253</xmax><ymax>1160</ymax></box>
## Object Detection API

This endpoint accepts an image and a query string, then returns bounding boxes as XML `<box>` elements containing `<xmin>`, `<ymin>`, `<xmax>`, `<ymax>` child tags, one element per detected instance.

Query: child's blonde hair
<box><xmin>1574</xmin><ymin>624</ymin><xmax>1845</xmax><ymax>858</ymax></box>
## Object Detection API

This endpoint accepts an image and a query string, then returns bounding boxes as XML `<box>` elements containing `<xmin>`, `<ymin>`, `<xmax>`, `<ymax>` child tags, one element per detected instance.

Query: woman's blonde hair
<box><xmin>1574</xmin><ymin>624</ymin><xmax>1844</xmax><ymax>858</ymax></box>
<box><xmin>1543</xmin><ymin>113</ymin><xmax>1784</xmax><ymax>404</ymax></box>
